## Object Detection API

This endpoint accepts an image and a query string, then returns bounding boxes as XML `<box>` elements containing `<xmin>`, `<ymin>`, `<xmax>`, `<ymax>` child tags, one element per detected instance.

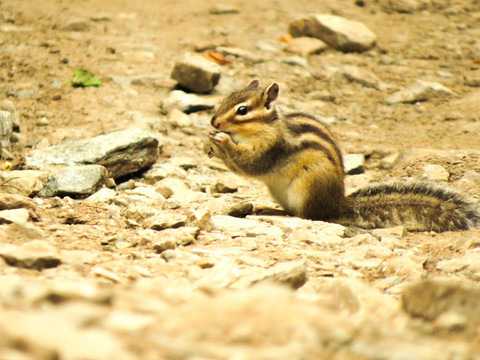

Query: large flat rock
<box><xmin>26</xmin><ymin>129</ymin><xmax>159</xmax><ymax>179</ymax></box>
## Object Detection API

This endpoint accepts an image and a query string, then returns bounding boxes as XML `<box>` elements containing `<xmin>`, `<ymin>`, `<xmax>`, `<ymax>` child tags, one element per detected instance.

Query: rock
<box><xmin>0</xmin><ymin>110</ymin><xmax>13</xmax><ymax>150</ymax></box>
<box><xmin>105</xmin><ymin>310</ymin><xmax>156</xmax><ymax>332</ymax></box>
<box><xmin>333</xmin><ymin>65</ymin><xmax>388</xmax><ymax>91</ymax></box>
<box><xmin>253</xmin><ymin>39</ymin><xmax>283</xmax><ymax>53</ymax></box>
<box><xmin>5</xmin><ymin>222</ymin><xmax>45</xmax><ymax>240</ymax></box>
<box><xmin>61</xmin><ymin>18</ymin><xmax>91</xmax><ymax>32</ymax></box>
<box><xmin>170</xmin><ymin>52</ymin><xmax>221</xmax><ymax>93</ymax></box>
<box><xmin>460</xmin><ymin>170</ymin><xmax>480</xmax><ymax>186</ymax></box>
<box><xmin>155</xmin><ymin>178</ymin><xmax>208</xmax><ymax>207</ymax></box>
<box><xmin>142</xmin><ymin>213</ymin><xmax>188</xmax><ymax>230</ymax></box>
<box><xmin>16</xmin><ymin>88</ymin><xmax>35</xmax><ymax>100</ymax></box>
<box><xmin>0</xmin><ymin>240</ymin><xmax>61</xmax><ymax>270</ymax></box>
<box><xmin>380</xmin><ymin>152</ymin><xmax>400</xmax><ymax>169</ymax></box>
<box><xmin>371</xmin><ymin>226</ymin><xmax>406</xmax><ymax>239</ymax></box>
<box><xmin>152</xmin><ymin>227</ymin><xmax>199</xmax><ymax>251</ymax></box>
<box><xmin>152</xmin><ymin>239</ymin><xmax>176</xmax><ymax>253</ymax></box>
<box><xmin>143</xmin><ymin>163</ymin><xmax>187</xmax><ymax>182</ymax></box>
<box><xmin>122</xmin><ymin>204</ymin><xmax>159</xmax><ymax>222</ymax></box>
<box><xmin>191</xmin><ymin>210</ymin><xmax>215</xmax><ymax>231</ymax></box>
<box><xmin>36</xmin><ymin>117</ymin><xmax>50</xmax><ymax>126</ymax></box>
<box><xmin>228</xmin><ymin>202</ymin><xmax>253</xmax><ymax>217</ymax></box>
<box><xmin>209</xmin><ymin>4</ymin><xmax>239</xmax><ymax>14</ymax></box>
<box><xmin>254</xmin><ymin>215</ymin><xmax>346</xmax><ymax>237</ymax></box>
<box><xmin>381</xmin><ymin>255</ymin><xmax>424</xmax><ymax>280</ymax></box>
<box><xmin>115</xmin><ymin>186</ymin><xmax>166</xmax><ymax>207</ymax></box>
<box><xmin>85</xmin><ymin>188</ymin><xmax>117</xmax><ymax>204</ymax></box>
<box><xmin>0</xmin><ymin>193</ymin><xmax>39</xmax><ymax>213</ymax></box>
<box><xmin>288</xmin><ymin>229</ymin><xmax>349</xmax><ymax>249</ymax></box>
<box><xmin>26</xmin><ymin>129</ymin><xmax>160</xmax><ymax>179</ymax></box>
<box><xmin>0</xmin><ymin>100</ymin><xmax>20</xmax><ymax>129</ymax></box>
<box><xmin>0</xmin><ymin>208</ymin><xmax>30</xmax><ymax>224</ymax></box>
<box><xmin>166</xmin><ymin>109</ymin><xmax>193</xmax><ymax>128</ymax></box>
<box><xmin>289</xmin><ymin>14</ymin><xmax>377</xmax><ymax>52</ymax></box>
<box><xmin>211</xmin><ymin>178</ymin><xmax>239</xmax><ymax>194</ymax></box>
<box><xmin>344</xmin><ymin>154</ymin><xmax>365</xmax><ymax>175</ymax></box>
<box><xmin>169</xmin><ymin>156</ymin><xmax>198</xmax><ymax>170</ymax></box>
<box><xmin>418</xmin><ymin>164</ymin><xmax>449</xmax><ymax>182</ymax></box>
<box><xmin>160</xmin><ymin>283</ymin><xmax>357</xmax><ymax>356</ymax></box>
<box><xmin>38</xmin><ymin>165</ymin><xmax>108</xmax><ymax>197</ymax></box>
<box><xmin>211</xmin><ymin>215</ymin><xmax>284</xmax><ymax>238</ymax></box>
<box><xmin>434</xmin><ymin>311</ymin><xmax>468</xmax><ymax>332</ymax></box>
<box><xmin>380</xmin><ymin>0</ymin><xmax>426</xmax><ymax>13</ymax></box>
<box><xmin>0</xmin><ymin>170</ymin><xmax>49</xmax><ymax>196</ymax></box>
<box><xmin>193</xmin><ymin>259</ymin><xmax>241</xmax><ymax>291</ymax></box>
<box><xmin>91</xmin><ymin>266</ymin><xmax>122</xmax><ymax>283</ymax></box>
<box><xmin>402</xmin><ymin>279</ymin><xmax>480</xmax><ymax>321</ymax></box>
<box><xmin>0</xmin><ymin>305</ymin><xmax>133</xmax><ymax>360</ymax></box>
<box><xmin>45</xmin><ymin>279</ymin><xmax>113</xmax><ymax>304</ymax></box>
<box><xmin>160</xmin><ymin>248</ymin><xmax>200</xmax><ymax>263</ymax></box>
<box><xmin>216</xmin><ymin>46</ymin><xmax>263</xmax><ymax>63</ymax></box>
<box><xmin>160</xmin><ymin>90</ymin><xmax>216</xmax><ymax>114</ymax></box>
<box><xmin>385</xmin><ymin>80</ymin><xmax>455</xmax><ymax>104</ymax></box>
<box><xmin>464</xmin><ymin>70</ymin><xmax>480</xmax><ymax>87</ymax></box>
<box><xmin>285</xmin><ymin>37</ymin><xmax>328</xmax><ymax>57</ymax></box>
<box><xmin>436</xmin><ymin>252</ymin><xmax>480</xmax><ymax>281</ymax></box>
<box><xmin>281</xmin><ymin>55</ymin><xmax>309</xmax><ymax>68</ymax></box>
<box><xmin>254</xmin><ymin>260</ymin><xmax>308</xmax><ymax>289</ymax></box>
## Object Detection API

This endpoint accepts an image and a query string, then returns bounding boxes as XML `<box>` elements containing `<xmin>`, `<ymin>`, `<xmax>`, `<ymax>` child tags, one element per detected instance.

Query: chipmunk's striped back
<box><xmin>285</xmin><ymin>113</ymin><xmax>344</xmax><ymax>171</ymax></box>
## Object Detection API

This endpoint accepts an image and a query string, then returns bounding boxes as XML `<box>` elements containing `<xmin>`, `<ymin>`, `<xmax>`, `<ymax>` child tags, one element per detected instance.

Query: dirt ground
<box><xmin>1</xmin><ymin>0</ymin><xmax>480</xmax><ymax>359</ymax></box>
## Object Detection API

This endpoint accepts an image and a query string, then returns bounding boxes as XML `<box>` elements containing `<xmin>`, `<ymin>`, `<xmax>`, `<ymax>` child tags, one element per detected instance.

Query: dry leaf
<box><xmin>278</xmin><ymin>34</ymin><xmax>293</xmax><ymax>43</ymax></box>
<box><xmin>203</xmin><ymin>52</ymin><xmax>232</xmax><ymax>65</ymax></box>
<box><xmin>207</xmin><ymin>147</ymin><xmax>215</xmax><ymax>158</ymax></box>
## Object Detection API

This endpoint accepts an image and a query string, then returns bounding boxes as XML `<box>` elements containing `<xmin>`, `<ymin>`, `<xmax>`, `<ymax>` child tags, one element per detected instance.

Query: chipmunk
<box><xmin>208</xmin><ymin>80</ymin><xmax>480</xmax><ymax>232</ymax></box>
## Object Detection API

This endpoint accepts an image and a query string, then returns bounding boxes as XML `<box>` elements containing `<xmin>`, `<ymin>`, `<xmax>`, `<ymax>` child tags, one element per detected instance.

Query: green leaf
<box><xmin>71</xmin><ymin>69</ymin><xmax>102</xmax><ymax>88</ymax></box>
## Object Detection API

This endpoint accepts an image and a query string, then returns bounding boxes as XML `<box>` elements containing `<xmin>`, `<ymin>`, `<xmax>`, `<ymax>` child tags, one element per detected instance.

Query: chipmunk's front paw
<box><xmin>208</xmin><ymin>130</ymin><xmax>230</xmax><ymax>145</ymax></box>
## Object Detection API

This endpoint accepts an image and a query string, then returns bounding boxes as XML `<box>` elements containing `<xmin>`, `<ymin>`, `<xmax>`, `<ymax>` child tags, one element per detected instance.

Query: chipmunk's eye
<box><xmin>236</xmin><ymin>106</ymin><xmax>248</xmax><ymax>116</ymax></box>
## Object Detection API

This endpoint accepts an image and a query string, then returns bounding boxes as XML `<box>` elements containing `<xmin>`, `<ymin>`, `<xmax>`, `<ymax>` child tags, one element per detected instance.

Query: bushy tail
<box><xmin>339</xmin><ymin>180</ymin><xmax>480</xmax><ymax>232</ymax></box>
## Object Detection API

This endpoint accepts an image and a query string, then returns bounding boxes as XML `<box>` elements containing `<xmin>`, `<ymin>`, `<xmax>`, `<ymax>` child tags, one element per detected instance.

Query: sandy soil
<box><xmin>1</xmin><ymin>0</ymin><xmax>480</xmax><ymax>359</ymax></box>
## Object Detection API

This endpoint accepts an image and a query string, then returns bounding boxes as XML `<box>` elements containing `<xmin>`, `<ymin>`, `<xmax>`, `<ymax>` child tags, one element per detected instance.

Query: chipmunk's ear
<box><xmin>246</xmin><ymin>79</ymin><xmax>259</xmax><ymax>89</ymax></box>
<box><xmin>263</xmin><ymin>82</ymin><xmax>279</xmax><ymax>109</ymax></box>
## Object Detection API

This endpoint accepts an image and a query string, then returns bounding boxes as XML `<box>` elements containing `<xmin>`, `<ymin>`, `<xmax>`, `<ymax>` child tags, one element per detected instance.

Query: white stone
<box><xmin>344</xmin><ymin>154</ymin><xmax>365</xmax><ymax>175</ymax></box>
<box><xmin>289</xmin><ymin>14</ymin><xmax>377</xmax><ymax>52</ymax></box>
<box><xmin>166</xmin><ymin>109</ymin><xmax>192</xmax><ymax>128</ymax></box>
<box><xmin>334</xmin><ymin>65</ymin><xmax>389</xmax><ymax>91</ymax></box>
<box><xmin>0</xmin><ymin>208</ymin><xmax>29</xmax><ymax>224</ymax></box>
<box><xmin>419</xmin><ymin>164</ymin><xmax>450</xmax><ymax>182</ymax></box>
<box><xmin>160</xmin><ymin>90</ymin><xmax>216</xmax><ymax>114</ymax></box>
<box><xmin>85</xmin><ymin>188</ymin><xmax>116</xmax><ymax>204</ymax></box>
<box><xmin>285</xmin><ymin>37</ymin><xmax>328</xmax><ymax>57</ymax></box>
<box><xmin>211</xmin><ymin>215</ymin><xmax>284</xmax><ymax>238</ymax></box>
<box><xmin>385</xmin><ymin>80</ymin><xmax>455</xmax><ymax>104</ymax></box>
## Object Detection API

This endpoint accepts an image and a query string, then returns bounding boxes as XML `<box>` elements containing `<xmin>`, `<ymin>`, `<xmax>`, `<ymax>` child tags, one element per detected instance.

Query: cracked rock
<box><xmin>26</xmin><ymin>129</ymin><xmax>159</xmax><ymax>179</ymax></box>
<box><xmin>39</xmin><ymin>165</ymin><xmax>108</xmax><ymax>197</ymax></box>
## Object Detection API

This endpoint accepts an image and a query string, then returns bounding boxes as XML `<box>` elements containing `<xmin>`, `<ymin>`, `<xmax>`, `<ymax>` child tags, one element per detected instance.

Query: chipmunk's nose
<box><xmin>211</xmin><ymin>116</ymin><xmax>219</xmax><ymax>128</ymax></box>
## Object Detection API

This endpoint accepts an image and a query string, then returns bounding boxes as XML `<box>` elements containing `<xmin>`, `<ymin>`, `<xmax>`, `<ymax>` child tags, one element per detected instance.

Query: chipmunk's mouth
<box><xmin>227</xmin><ymin>132</ymin><xmax>241</xmax><ymax>145</ymax></box>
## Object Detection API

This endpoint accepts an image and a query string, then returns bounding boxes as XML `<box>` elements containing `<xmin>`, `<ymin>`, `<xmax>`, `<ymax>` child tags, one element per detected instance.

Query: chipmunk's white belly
<box><xmin>259</xmin><ymin>174</ymin><xmax>304</xmax><ymax>215</ymax></box>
